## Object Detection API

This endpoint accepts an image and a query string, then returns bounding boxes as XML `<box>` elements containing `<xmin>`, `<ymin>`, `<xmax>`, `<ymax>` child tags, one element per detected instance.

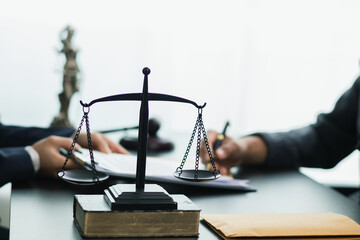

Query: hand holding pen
<box><xmin>203</xmin><ymin>121</ymin><xmax>233</xmax><ymax>177</ymax></box>
<box><xmin>201</xmin><ymin>127</ymin><xmax>268</xmax><ymax>177</ymax></box>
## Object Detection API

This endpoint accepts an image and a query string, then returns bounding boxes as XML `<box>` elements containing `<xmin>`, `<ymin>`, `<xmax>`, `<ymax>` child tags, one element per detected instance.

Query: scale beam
<box><xmin>81</xmin><ymin>93</ymin><xmax>205</xmax><ymax>109</ymax></box>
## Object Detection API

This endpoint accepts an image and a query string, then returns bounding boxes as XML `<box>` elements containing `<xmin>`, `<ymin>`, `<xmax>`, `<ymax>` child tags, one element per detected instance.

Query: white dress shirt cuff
<box><xmin>25</xmin><ymin>146</ymin><xmax>40</xmax><ymax>173</ymax></box>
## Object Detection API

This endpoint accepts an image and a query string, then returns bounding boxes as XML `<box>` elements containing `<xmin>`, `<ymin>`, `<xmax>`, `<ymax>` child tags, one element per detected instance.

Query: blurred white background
<box><xmin>0</xmin><ymin>0</ymin><xmax>359</xmax><ymax>186</ymax></box>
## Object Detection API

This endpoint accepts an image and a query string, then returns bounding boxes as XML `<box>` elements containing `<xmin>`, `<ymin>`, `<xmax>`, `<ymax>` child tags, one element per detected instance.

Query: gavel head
<box><xmin>148</xmin><ymin>118</ymin><xmax>160</xmax><ymax>137</ymax></box>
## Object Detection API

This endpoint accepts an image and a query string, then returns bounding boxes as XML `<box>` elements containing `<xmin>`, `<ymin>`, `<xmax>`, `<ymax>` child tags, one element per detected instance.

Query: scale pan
<box><xmin>174</xmin><ymin>169</ymin><xmax>220</xmax><ymax>181</ymax></box>
<box><xmin>58</xmin><ymin>169</ymin><xmax>109</xmax><ymax>185</ymax></box>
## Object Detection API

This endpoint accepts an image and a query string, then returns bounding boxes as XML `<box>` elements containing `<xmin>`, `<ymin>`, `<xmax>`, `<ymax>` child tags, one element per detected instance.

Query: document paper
<box><xmin>74</xmin><ymin>150</ymin><xmax>255</xmax><ymax>191</ymax></box>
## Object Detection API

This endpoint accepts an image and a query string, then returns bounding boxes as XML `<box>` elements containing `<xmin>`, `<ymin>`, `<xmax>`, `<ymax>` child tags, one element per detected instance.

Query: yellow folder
<box><xmin>201</xmin><ymin>212</ymin><xmax>360</xmax><ymax>239</ymax></box>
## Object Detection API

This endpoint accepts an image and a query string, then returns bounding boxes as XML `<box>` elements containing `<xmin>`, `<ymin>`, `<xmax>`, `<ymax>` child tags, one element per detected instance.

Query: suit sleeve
<box><xmin>0</xmin><ymin>124</ymin><xmax>75</xmax><ymax>147</ymax></box>
<box><xmin>0</xmin><ymin>124</ymin><xmax>75</xmax><ymax>186</ymax></box>
<box><xmin>255</xmin><ymin>77</ymin><xmax>360</xmax><ymax>169</ymax></box>
<box><xmin>0</xmin><ymin>147</ymin><xmax>35</xmax><ymax>186</ymax></box>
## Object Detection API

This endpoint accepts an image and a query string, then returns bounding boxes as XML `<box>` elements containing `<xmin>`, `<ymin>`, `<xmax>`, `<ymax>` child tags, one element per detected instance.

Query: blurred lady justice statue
<box><xmin>51</xmin><ymin>25</ymin><xmax>80</xmax><ymax>128</ymax></box>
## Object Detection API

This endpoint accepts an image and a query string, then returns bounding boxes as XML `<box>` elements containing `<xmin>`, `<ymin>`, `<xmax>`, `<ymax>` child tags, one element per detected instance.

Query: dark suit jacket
<box><xmin>0</xmin><ymin>124</ymin><xmax>74</xmax><ymax>186</ymax></box>
<box><xmin>258</xmin><ymin>76</ymin><xmax>360</xmax><ymax>169</ymax></box>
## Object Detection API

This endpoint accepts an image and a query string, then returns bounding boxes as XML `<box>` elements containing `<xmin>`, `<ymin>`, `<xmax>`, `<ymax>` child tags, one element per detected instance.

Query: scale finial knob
<box><xmin>143</xmin><ymin>67</ymin><xmax>151</xmax><ymax>75</ymax></box>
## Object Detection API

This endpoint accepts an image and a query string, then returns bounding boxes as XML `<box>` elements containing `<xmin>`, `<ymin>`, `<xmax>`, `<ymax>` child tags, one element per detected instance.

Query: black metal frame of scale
<box><xmin>58</xmin><ymin>67</ymin><xmax>220</xmax><ymax>210</ymax></box>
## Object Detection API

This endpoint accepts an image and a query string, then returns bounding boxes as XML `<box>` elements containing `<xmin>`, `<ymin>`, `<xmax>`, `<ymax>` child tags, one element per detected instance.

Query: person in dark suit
<box><xmin>0</xmin><ymin>123</ymin><xmax>128</xmax><ymax>187</ymax></box>
<box><xmin>201</xmin><ymin>76</ymin><xmax>360</xmax><ymax>175</ymax></box>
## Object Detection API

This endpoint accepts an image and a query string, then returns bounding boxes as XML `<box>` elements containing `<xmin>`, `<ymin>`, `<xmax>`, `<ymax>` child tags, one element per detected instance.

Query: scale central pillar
<box><xmin>136</xmin><ymin>67</ymin><xmax>150</xmax><ymax>191</ymax></box>
<box><xmin>104</xmin><ymin>68</ymin><xmax>177</xmax><ymax>210</ymax></box>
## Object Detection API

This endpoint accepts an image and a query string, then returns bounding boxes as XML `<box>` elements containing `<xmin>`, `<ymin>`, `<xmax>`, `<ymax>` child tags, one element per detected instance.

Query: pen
<box><xmin>213</xmin><ymin>120</ymin><xmax>230</xmax><ymax>153</ymax></box>
<box><xmin>206</xmin><ymin>121</ymin><xmax>230</xmax><ymax>174</ymax></box>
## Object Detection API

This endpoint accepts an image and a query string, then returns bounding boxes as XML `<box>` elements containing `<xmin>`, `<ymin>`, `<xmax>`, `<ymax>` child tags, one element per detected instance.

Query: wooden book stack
<box><xmin>73</xmin><ymin>194</ymin><xmax>200</xmax><ymax>238</ymax></box>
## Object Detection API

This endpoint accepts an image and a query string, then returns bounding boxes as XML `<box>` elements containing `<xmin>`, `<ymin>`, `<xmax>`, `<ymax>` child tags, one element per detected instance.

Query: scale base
<box><xmin>104</xmin><ymin>184</ymin><xmax>178</xmax><ymax>211</ymax></box>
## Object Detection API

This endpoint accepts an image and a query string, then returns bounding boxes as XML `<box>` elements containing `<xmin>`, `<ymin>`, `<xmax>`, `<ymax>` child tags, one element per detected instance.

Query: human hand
<box><xmin>76</xmin><ymin>132</ymin><xmax>130</xmax><ymax>154</ymax></box>
<box><xmin>200</xmin><ymin>130</ymin><xmax>267</xmax><ymax>176</ymax></box>
<box><xmin>33</xmin><ymin>136</ymin><xmax>81</xmax><ymax>178</ymax></box>
<box><xmin>33</xmin><ymin>132</ymin><xmax>130</xmax><ymax>178</ymax></box>
<box><xmin>200</xmin><ymin>130</ymin><xmax>246</xmax><ymax>175</ymax></box>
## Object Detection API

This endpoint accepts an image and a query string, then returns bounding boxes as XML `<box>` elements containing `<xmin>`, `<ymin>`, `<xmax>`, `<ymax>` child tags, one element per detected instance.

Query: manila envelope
<box><xmin>201</xmin><ymin>212</ymin><xmax>360</xmax><ymax>239</ymax></box>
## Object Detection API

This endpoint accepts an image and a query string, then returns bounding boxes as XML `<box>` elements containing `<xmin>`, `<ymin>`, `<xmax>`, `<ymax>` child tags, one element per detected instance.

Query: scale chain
<box><xmin>194</xmin><ymin>114</ymin><xmax>203</xmax><ymax>180</ymax></box>
<box><xmin>84</xmin><ymin>112</ymin><xmax>98</xmax><ymax>180</ymax></box>
<box><xmin>200</xmin><ymin>116</ymin><xmax>220</xmax><ymax>175</ymax></box>
<box><xmin>59</xmin><ymin>105</ymin><xmax>99</xmax><ymax>182</ymax></box>
<box><xmin>176</xmin><ymin>115</ymin><xmax>200</xmax><ymax>173</ymax></box>
<box><xmin>175</xmin><ymin>109</ymin><xmax>219</xmax><ymax>180</ymax></box>
<box><xmin>60</xmin><ymin>113</ymin><xmax>86</xmax><ymax>174</ymax></box>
